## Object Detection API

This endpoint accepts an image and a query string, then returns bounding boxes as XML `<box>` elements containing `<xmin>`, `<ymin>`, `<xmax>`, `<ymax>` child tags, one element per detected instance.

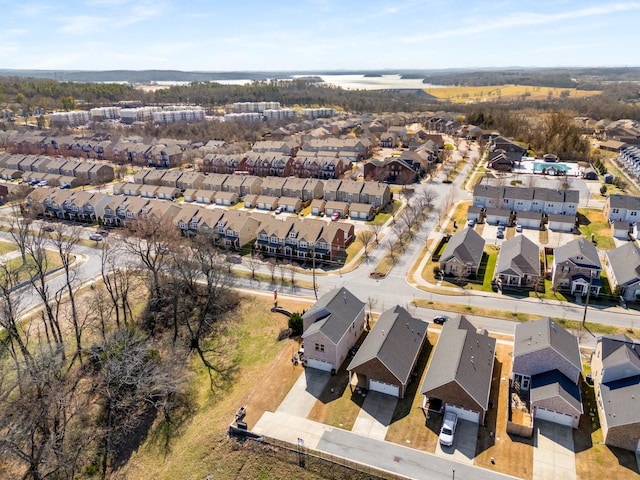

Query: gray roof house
<box><xmin>439</xmin><ymin>228</ymin><xmax>486</xmax><ymax>277</ymax></box>
<box><xmin>552</xmin><ymin>237</ymin><xmax>602</xmax><ymax>297</ymax></box>
<box><xmin>604</xmin><ymin>242</ymin><xmax>640</xmax><ymax>302</ymax></box>
<box><xmin>420</xmin><ymin>316</ymin><xmax>496</xmax><ymax>424</ymax></box>
<box><xmin>494</xmin><ymin>235</ymin><xmax>541</xmax><ymax>288</ymax></box>
<box><xmin>591</xmin><ymin>334</ymin><xmax>640</xmax><ymax>451</ymax></box>
<box><xmin>512</xmin><ymin>318</ymin><xmax>582</xmax><ymax>428</ymax></box>
<box><xmin>347</xmin><ymin>305</ymin><xmax>428</xmax><ymax>398</ymax></box>
<box><xmin>302</xmin><ymin>287</ymin><xmax>366</xmax><ymax>373</ymax></box>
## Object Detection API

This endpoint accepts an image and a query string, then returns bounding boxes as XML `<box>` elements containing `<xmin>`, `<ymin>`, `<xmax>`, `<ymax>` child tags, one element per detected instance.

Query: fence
<box><xmin>229</xmin><ymin>431</ymin><xmax>411</xmax><ymax>480</ymax></box>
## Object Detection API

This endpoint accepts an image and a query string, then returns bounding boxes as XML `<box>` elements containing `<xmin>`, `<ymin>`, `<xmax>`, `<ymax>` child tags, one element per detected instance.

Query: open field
<box><xmin>425</xmin><ymin>84</ymin><xmax>601</xmax><ymax>103</ymax></box>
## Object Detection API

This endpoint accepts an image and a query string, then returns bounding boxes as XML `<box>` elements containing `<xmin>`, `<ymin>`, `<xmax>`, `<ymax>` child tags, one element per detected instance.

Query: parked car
<box><xmin>466</xmin><ymin>219</ymin><xmax>475</xmax><ymax>227</ymax></box>
<box><xmin>36</xmin><ymin>180</ymin><xmax>48</xmax><ymax>187</ymax></box>
<box><xmin>331</xmin><ymin>211</ymin><xmax>341</xmax><ymax>221</ymax></box>
<box><xmin>274</xmin><ymin>207</ymin><xmax>283</xmax><ymax>214</ymax></box>
<box><xmin>226</xmin><ymin>254</ymin><xmax>242</xmax><ymax>264</ymax></box>
<box><xmin>97</xmin><ymin>227</ymin><xmax>109</xmax><ymax>236</ymax></box>
<box><xmin>89</xmin><ymin>233</ymin><xmax>103</xmax><ymax>242</ymax></box>
<box><xmin>60</xmin><ymin>183</ymin><xmax>71</xmax><ymax>189</ymax></box>
<box><xmin>432</xmin><ymin>315</ymin><xmax>449</xmax><ymax>325</ymax></box>
<box><xmin>42</xmin><ymin>225</ymin><xmax>55</xmax><ymax>232</ymax></box>
<box><xmin>515</xmin><ymin>224</ymin><xmax>523</xmax><ymax>233</ymax></box>
<box><xmin>439</xmin><ymin>412</ymin><xmax>458</xmax><ymax>447</ymax></box>
<box><xmin>496</xmin><ymin>230</ymin><xmax>504</xmax><ymax>239</ymax></box>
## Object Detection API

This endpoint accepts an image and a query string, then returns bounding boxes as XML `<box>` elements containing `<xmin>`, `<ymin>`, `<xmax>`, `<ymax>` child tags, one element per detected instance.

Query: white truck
<box><xmin>439</xmin><ymin>411</ymin><xmax>458</xmax><ymax>447</ymax></box>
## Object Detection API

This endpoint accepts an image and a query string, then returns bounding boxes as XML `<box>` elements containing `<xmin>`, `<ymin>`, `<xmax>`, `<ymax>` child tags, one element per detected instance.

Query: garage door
<box><xmin>305</xmin><ymin>358</ymin><xmax>334</xmax><ymax>372</ymax></box>
<box><xmin>369</xmin><ymin>380</ymin><xmax>400</xmax><ymax>397</ymax></box>
<box><xmin>360</xmin><ymin>212</ymin><xmax>368</xmax><ymax>219</ymax></box>
<box><xmin>445</xmin><ymin>405</ymin><xmax>480</xmax><ymax>424</ymax></box>
<box><xmin>535</xmin><ymin>407</ymin><xmax>573</xmax><ymax>427</ymax></box>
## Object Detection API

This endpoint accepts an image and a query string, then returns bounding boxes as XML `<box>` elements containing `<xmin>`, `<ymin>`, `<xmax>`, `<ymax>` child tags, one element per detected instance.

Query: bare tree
<box><xmin>357</xmin><ymin>230</ymin><xmax>376</xmax><ymax>258</ymax></box>
<box><xmin>371</xmin><ymin>223</ymin><xmax>384</xmax><ymax>245</ymax></box>
<box><xmin>278</xmin><ymin>260</ymin><xmax>287</xmax><ymax>285</ymax></box>
<box><xmin>50</xmin><ymin>224</ymin><xmax>84</xmax><ymax>366</ymax></box>
<box><xmin>245</xmin><ymin>251</ymin><xmax>262</xmax><ymax>280</ymax></box>
<box><xmin>7</xmin><ymin>203</ymin><xmax>33</xmax><ymax>265</ymax></box>
<box><xmin>266</xmin><ymin>257</ymin><xmax>277</xmax><ymax>282</ymax></box>
<box><xmin>100</xmin><ymin>241</ymin><xmax>136</xmax><ymax>330</ymax></box>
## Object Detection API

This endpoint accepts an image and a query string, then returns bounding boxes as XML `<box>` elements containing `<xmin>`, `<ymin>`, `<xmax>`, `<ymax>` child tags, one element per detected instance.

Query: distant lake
<box><xmin>211</xmin><ymin>74</ymin><xmax>444</xmax><ymax>90</ymax></box>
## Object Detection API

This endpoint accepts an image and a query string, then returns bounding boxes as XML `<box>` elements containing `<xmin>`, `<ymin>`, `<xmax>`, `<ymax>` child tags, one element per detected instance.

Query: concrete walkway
<box><xmin>351</xmin><ymin>391</ymin><xmax>397</xmax><ymax>440</ymax></box>
<box><xmin>275</xmin><ymin>368</ymin><xmax>331</xmax><ymax>418</ymax></box>
<box><xmin>533</xmin><ymin>420</ymin><xmax>576</xmax><ymax>480</ymax></box>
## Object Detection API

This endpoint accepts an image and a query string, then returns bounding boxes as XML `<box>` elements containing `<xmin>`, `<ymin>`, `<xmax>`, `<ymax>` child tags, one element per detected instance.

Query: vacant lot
<box><xmin>426</xmin><ymin>84</ymin><xmax>601</xmax><ymax>103</ymax></box>
<box><xmin>119</xmin><ymin>295</ymin><xmax>314</xmax><ymax>480</ymax></box>
<box><xmin>577</xmin><ymin>208</ymin><xmax>615</xmax><ymax>251</ymax></box>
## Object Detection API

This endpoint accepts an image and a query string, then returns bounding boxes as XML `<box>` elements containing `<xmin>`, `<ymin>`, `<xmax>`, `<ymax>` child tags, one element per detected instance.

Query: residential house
<box><xmin>347</xmin><ymin>305</ymin><xmax>427</xmax><ymax>398</ymax></box>
<box><xmin>337</xmin><ymin>180</ymin><xmax>364</xmax><ymax>204</ymax></box>
<box><xmin>604</xmin><ymin>242</ymin><xmax>640</xmax><ymax>302</ymax></box>
<box><xmin>159</xmin><ymin>169</ymin><xmax>183</xmax><ymax>188</ymax></box>
<box><xmin>214</xmin><ymin>211</ymin><xmax>260</xmax><ymax>249</ymax></box>
<box><xmin>45</xmin><ymin>158</ymin><xmax>68</xmax><ymax>175</ymax></box>
<box><xmin>60</xmin><ymin>160</ymin><xmax>81</xmax><ymax>178</ymax></box>
<box><xmin>319</xmin><ymin>156</ymin><xmax>345</xmax><ymax>179</ymax></box>
<box><xmin>103</xmin><ymin>196</ymin><xmax>129</xmax><ymax>226</ymax></box>
<box><xmin>133</xmin><ymin>169</ymin><xmax>150</xmax><ymax>185</ymax></box>
<box><xmin>251</xmin><ymin>139</ymin><xmax>298</xmax><ymax>157</ymax></box>
<box><xmin>256</xmin><ymin>195</ymin><xmax>279</xmax><ymax>211</ymax></box>
<box><xmin>322</xmin><ymin>179</ymin><xmax>342</xmax><ymax>201</ymax></box>
<box><xmin>439</xmin><ymin>228</ymin><xmax>485</xmax><ymax>277</ymax></box>
<box><xmin>260</xmin><ymin>176</ymin><xmax>287</xmax><ymax>197</ymax></box>
<box><xmin>591</xmin><ymin>334</ymin><xmax>640</xmax><ymax>451</ymax></box>
<box><xmin>487</xmin><ymin>150</ymin><xmax>514</xmax><ymax>171</ymax></box>
<box><xmin>292</xmin><ymin>155</ymin><xmax>321</xmax><ymax>178</ymax></box>
<box><xmin>255</xmin><ymin>216</ymin><xmax>294</xmax><ymax>257</ymax></box>
<box><xmin>123</xmin><ymin>183</ymin><xmax>142</xmax><ymax>196</ymax></box>
<box><xmin>302</xmin><ymin>287</ymin><xmax>366</xmax><ymax>373</ymax></box>
<box><xmin>512</xmin><ymin>318</ymin><xmax>583</xmax><ymax>428</ymax></box>
<box><xmin>142</xmin><ymin>169</ymin><xmax>165</xmax><ymax>186</ymax></box>
<box><xmin>243</xmin><ymin>194</ymin><xmax>258</xmax><ymax>208</ymax></box>
<box><xmin>140</xmin><ymin>199</ymin><xmax>181</xmax><ymax>225</ymax></box>
<box><xmin>552</xmin><ymin>237</ymin><xmax>602</xmax><ymax>296</ymax></box>
<box><xmin>361</xmin><ymin>182</ymin><xmax>391</xmax><ymax>209</ymax></box>
<box><xmin>420</xmin><ymin>316</ymin><xmax>496</xmax><ymax>424</ymax></box>
<box><xmin>611</xmin><ymin>220</ymin><xmax>631</xmax><ymax>240</ymax></box>
<box><xmin>485</xmin><ymin>208</ymin><xmax>511</xmax><ymax>226</ymax></box>
<box><xmin>119</xmin><ymin>196</ymin><xmax>151</xmax><ymax>226</ymax></box>
<box><xmin>88</xmin><ymin>163</ymin><xmax>115</xmax><ymax>183</ymax></box>
<box><xmin>173</xmin><ymin>204</ymin><xmax>201</xmax><ymax>234</ymax></box>
<box><xmin>281</xmin><ymin>177</ymin><xmax>322</xmax><ymax>202</ymax></box>
<box><xmin>603</xmin><ymin>194</ymin><xmax>640</xmax><ymax>224</ymax></box>
<box><xmin>30</xmin><ymin>156</ymin><xmax>51</xmax><ymax>173</ymax></box>
<box><xmin>495</xmin><ymin>235</ymin><xmax>541</xmax><ymax>288</ymax></box>
<box><xmin>324</xmin><ymin>201</ymin><xmax>349</xmax><ymax>218</ymax></box>
<box><xmin>515</xmin><ymin>211</ymin><xmax>542</xmax><ymax>230</ymax></box>
<box><xmin>82</xmin><ymin>192</ymin><xmax>110</xmax><ymax>222</ymax></box>
<box><xmin>201</xmin><ymin>173</ymin><xmax>229</xmax><ymax>192</ymax></box>
<box><xmin>177</xmin><ymin>171</ymin><xmax>205</xmax><ymax>191</ymax></box>
<box><xmin>472</xmin><ymin>184</ymin><xmax>504</xmax><ymax>209</ymax></box>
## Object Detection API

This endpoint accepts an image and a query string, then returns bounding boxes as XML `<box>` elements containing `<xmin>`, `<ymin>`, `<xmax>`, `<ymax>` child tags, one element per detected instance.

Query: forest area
<box><xmin>0</xmin><ymin>210</ymin><xmax>242</xmax><ymax>479</ymax></box>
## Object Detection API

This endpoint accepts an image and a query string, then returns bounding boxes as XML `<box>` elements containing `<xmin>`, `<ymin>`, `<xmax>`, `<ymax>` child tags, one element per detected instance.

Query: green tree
<box><xmin>288</xmin><ymin>312</ymin><xmax>303</xmax><ymax>336</ymax></box>
<box><xmin>61</xmin><ymin>96</ymin><xmax>76</xmax><ymax>111</ymax></box>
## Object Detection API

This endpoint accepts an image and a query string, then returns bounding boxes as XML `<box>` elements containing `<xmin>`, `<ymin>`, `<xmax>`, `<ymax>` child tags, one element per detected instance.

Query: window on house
<box><xmin>562</xmin><ymin>266</ymin><xmax>570</xmax><ymax>272</ymax></box>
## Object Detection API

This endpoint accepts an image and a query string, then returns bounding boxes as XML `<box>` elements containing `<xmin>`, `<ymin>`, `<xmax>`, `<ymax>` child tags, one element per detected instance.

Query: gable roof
<box><xmin>495</xmin><ymin>235</ymin><xmax>540</xmax><ymax>278</ymax></box>
<box><xmin>347</xmin><ymin>305</ymin><xmax>426</xmax><ymax>385</ymax></box>
<box><xmin>599</xmin><ymin>334</ymin><xmax>640</xmax><ymax>372</ymax></box>
<box><xmin>513</xmin><ymin>317</ymin><xmax>581</xmax><ymax>370</ymax></box>
<box><xmin>420</xmin><ymin>316</ymin><xmax>495</xmax><ymax>411</ymax></box>
<box><xmin>554</xmin><ymin>237</ymin><xmax>601</xmax><ymax>269</ymax></box>
<box><xmin>605</xmin><ymin>242</ymin><xmax>640</xmax><ymax>287</ymax></box>
<box><xmin>531</xmin><ymin>370</ymin><xmax>583</xmax><ymax>413</ymax></box>
<box><xmin>302</xmin><ymin>287</ymin><xmax>365</xmax><ymax>344</ymax></box>
<box><xmin>440</xmin><ymin>228</ymin><xmax>485</xmax><ymax>267</ymax></box>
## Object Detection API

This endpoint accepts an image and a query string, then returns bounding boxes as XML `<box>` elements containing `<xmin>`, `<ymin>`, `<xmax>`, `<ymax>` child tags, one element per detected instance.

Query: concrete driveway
<box><xmin>351</xmin><ymin>391</ymin><xmax>397</xmax><ymax>440</ymax></box>
<box><xmin>434</xmin><ymin>419</ymin><xmax>478</xmax><ymax>465</ymax></box>
<box><xmin>276</xmin><ymin>368</ymin><xmax>331</xmax><ymax>418</ymax></box>
<box><xmin>533</xmin><ymin>419</ymin><xmax>576</xmax><ymax>480</ymax></box>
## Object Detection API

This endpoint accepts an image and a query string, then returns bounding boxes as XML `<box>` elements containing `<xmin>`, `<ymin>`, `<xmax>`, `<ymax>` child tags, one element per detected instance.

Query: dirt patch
<box><xmin>475</xmin><ymin>344</ymin><xmax>534</xmax><ymax>480</ymax></box>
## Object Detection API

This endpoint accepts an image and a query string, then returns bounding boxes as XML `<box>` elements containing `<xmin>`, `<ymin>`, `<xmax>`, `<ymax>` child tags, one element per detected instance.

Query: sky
<box><xmin>1</xmin><ymin>0</ymin><xmax>639</xmax><ymax>72</ymax></box>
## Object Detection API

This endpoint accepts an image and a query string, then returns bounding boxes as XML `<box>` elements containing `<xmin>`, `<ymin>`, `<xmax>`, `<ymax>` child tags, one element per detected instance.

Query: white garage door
<box><xmin>445</xmin><ymin>405</ymin><xmax>480</xmax><ymax>424</ymax></box>
<box><xmin>369</xmin><ymin>380</ymin><xmax>400</xmax><ymax>397</ymax></box>
<box><xmin>535</xmin><ymin>407</ymin><xmax>573</xmax><ymax>427</ymax></box>
<box><xmin>305</xmin><ymin>358</ymin><xmax>334</xmax><ymax>372</ymax></box>
<box><xmin>360</xmin><ymin>212</ymin><xmax>368</xmax><ymax>219</ymax></box>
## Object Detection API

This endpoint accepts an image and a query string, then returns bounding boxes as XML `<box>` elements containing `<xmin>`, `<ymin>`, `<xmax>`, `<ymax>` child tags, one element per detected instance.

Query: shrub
<box><xmin>288</xmin><ymin>312</ymin><xmax>303</xmax><ymax>336</ymax></box>
<box><xmin>600</xmin><ymin>185</ymin><xmax>607</xmax><ymax>195</ymax></box>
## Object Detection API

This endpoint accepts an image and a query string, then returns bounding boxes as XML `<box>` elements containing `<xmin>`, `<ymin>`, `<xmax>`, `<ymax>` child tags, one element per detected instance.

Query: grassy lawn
<box><xmin>1</xmin><ymin>250</ymin><xmax>65</xmax><ymax>285</ymax></box>
<box><xmin>538</xmin><ymin>229</ymin><xmax>549</xmax><ymax>245</ymax></box>
<box><xmin>345</xmin><ymin>235</ymin><xmax>364</xmax><ymax>260</ymax></box>
<box><xmin>602</xmin><ymin>157</ymin><xmax>640</xmax><ymax>196</ymax></box>
<box><xmin>385</xmin><ymin>332</ymin><xmax>439</xmax><ymax>452</ymax></box>
<box><xmin>443</xmin><ymin>201</ymin><xmax>472</xmax><ymax>234</ymax></box>
<box><xmin>527</xmin><ymin>279</ymin><xmax>568</xmax><ymax>301</ymax></box>
<box><xmin>299</xmin><ymin>205</ymin><xmax>311</xmax><ymax>217</ymax></box>
<box><xmin>0</xmin><ymin>241</ymin><xmax>18</xmax><ymax>256</ymax></box>
<box><xmin>307</xmin><ymin>366</ymin><xmax>365</xmax><ymax>431</ymax></box>
<box><xmin>120</xmin><ymin>295</ymin><xmax>315</xmax><ymax>480</ymax></box>
<box><xmin>574</xmin><ymin>380</ymin><xmax>639</xmax><ymax>479</ymax></box>
<box><xmin>577</xmin><ymin>208</ymin><xmax>615</xmax><ymax>251</ymax></box>
<box><xmin>366</xmin><ymin>200</ymin><xmax>402</xmax><ymax>226</ymax></box>
<box><xmin>411</xmin><ymin>299</ymin><xmax>640</xmax><ymax>338</ymax></box>
<box><xmin>372</xmin><ymin>255</ymin><xmax>396</xmax><ymax>276</ymax></box>
<box><xmin>228</xmin><ymin>202</ymin><xmax>244</xmax><ymax>210</ymax></box>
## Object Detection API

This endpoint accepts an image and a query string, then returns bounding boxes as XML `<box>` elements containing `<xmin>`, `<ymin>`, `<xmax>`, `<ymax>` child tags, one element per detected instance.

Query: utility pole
<box><xmin>581</xmin><ymin>271</ymin><xmax>595</xmax><ymax>327</ymax></box>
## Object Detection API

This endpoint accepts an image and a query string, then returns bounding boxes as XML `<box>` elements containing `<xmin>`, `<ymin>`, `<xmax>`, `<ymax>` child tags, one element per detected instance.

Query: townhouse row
<box><xmin>472</xmin><ymin>184</ymin><xmax>579</xmax><ymax>216</ymax></box>
<box><xmin>25</xmin><ymin>189</ymin><xmax>355</xmax><ymax>262</ymax></box>
<box><xmin>131</xmin><ymin>170</ymin><xmax>392</xmax><ymax>209</ymax></box>
<box><xmin>0</xmin><ymin>153</ymin><xmax>115</xmax><ymax>185</ymax></box>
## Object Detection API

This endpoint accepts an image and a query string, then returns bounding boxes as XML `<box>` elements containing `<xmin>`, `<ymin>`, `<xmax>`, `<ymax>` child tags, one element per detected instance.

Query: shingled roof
<box><xmin>302</xmin><ymin>287</ymin><xmax>365</xmax><ymax>344</ymax></box>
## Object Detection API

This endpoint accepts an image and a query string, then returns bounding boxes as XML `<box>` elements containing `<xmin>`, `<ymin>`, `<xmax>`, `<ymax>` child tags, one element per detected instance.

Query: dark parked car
<box><xmin>433</xmin><ymin>315</ymin><xmax>449</xmax><ymax>325</ymax></box>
